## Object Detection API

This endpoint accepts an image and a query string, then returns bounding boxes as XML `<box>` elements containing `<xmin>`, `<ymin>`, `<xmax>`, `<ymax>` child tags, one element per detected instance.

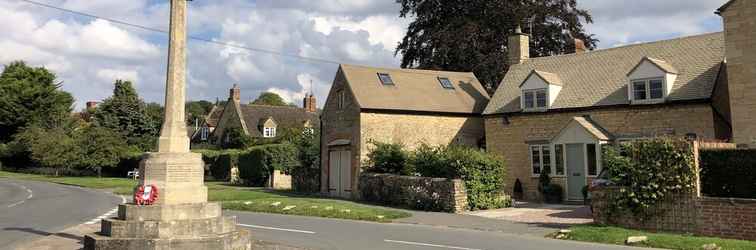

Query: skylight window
<box><xmin>377</xmin><ymin>73</ymin><xmax>394</xmax><ymax>85</ymax></box>
<box><xmin>438</xmin><ymin>77</ymin><xmax>454</xmax><ymax>89</ymax></box>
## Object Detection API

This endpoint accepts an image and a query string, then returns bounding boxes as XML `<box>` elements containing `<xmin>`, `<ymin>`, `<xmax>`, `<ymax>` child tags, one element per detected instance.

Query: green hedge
<box><xmin>700</xmin><ymin>149</ymin><xmax>756</xmax><ymax>199</ymax></box>
<box><xmin>237</xmin><ymin>144</ymin><xmax>299</xmax><ymax>186</ymax></box>
<box><xmin>366</xmin><ymin>143</ymin><xmax>509</xmax><ymax>210</ymax></box>
<box><xmin>602</xmin><ymin>139</ymin><xmax>696</xmax><ymax>215</ymax></box>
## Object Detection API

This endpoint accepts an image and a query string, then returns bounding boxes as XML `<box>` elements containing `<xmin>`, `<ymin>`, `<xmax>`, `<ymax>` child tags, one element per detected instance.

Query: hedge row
<box><xmin>700</xmin><ymin>149</ymin><xmax>756</xmax><ymax>199</ymax></box>
<box><xmin>195</xmin><ymin>144</ymin><xmax>299</xmax><ymax>186</ymax></box>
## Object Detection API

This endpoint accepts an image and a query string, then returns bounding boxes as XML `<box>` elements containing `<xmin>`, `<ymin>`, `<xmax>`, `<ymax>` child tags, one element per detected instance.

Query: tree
<box><xmin>186</xmin><ymin>100</ymin><xmax>213</xmax><ymax>125</ymax></box>
<box><xmin>75</xmin><ymin>126</ymin><xmax>128</xmax><ymax>176</ymax></box>
<box><xmin>93</xmin><ymin>80</ymin><xmax>160</xmax><ymax>151</ymax></box>
<box><xmin>14</xmin><ymin>126</ymin><xmax>78</xmax><ymax>176</ymax></box>
<box><xmin>0</xmin><ymin>61</ymin><xmax>74</xmax><ymax>142</ymax></box>
<box><xmin>251</xmin><ymin>92</ymin><xmax>287</xmax><ymax>106</ymax></box>
<box><xmin>395</xmin><ymin>0</ymin><xmax>597</xmax><ymax>89</ymax></box>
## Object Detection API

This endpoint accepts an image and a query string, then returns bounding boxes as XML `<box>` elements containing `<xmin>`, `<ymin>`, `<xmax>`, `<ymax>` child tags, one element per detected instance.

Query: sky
<box><xmin>0</xmin><ymin>0</ymin><xmax>730</xmax><ymax>110</ymax></box>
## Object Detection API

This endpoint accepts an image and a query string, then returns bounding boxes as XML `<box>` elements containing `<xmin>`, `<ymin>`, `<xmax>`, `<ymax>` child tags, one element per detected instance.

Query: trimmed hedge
<box><xmin>700</xmin><ymin>149</ymin><xmax>756</xmax><ymax>199</ymax></box>
<box><xmin>237</xmin><ymin>144</ymin><xmax>299</xmax><ymax>186</ymax></box>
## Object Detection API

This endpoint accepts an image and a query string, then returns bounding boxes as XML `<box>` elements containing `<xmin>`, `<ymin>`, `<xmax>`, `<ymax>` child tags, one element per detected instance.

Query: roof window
<box><xmin>377</xmin><ymin>73</ymin><xmax>394</xmax><ymax>85</ymax></box>
<box><xmin>438</xmin><ymin>77</ymin><xmax>454</xmax><ymax>89</ymax></box>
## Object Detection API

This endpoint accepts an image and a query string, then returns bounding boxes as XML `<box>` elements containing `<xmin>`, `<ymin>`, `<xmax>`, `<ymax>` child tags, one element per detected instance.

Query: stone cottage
<box><xmin>320</xmin><ymin>64</ymin><xmax>490</xmax><ymax>198</ymax></box>
<box><xmin>211</xmin><ymin>84</ymin><xmax>320</xmax><ymax>144</ymax></box>
<box><xmin>484</xmin><ymin>0</ymin><xmax>755</xmax><ymax>202</ymax></box>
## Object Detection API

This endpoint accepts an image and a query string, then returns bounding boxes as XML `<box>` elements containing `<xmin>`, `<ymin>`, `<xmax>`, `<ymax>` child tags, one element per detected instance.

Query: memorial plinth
<box><xmin>83</xmin><ymin>0</ymin><xmax>251</xmax><ymax>249</ymax></box>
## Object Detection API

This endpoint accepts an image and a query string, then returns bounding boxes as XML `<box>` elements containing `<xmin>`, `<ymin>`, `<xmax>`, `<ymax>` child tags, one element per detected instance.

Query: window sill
<box><xmin>630</xmin><ymin>99</ymin><xmax>665</xmax><ymax>105</ymax></box>
<box><xmin>522</xmin><ymin>108</ymin><xmax>549</xmax><ymax>112</ymax></box>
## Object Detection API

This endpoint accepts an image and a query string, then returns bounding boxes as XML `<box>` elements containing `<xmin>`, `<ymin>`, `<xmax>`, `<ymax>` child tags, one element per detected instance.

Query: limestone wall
<box><xmin>359</xmin><ymin>173</ymin><xmax>468</xmax><ymax>213</ymax></box>
<box><xmin>485</xmin><ymin>103</ymin><xmax>723</xmax><ymax>201</ymax></box>
<box><xmin>721</xmin><ymin>0</ymin><xmax>756</xmax><ymax>147</ymax></box>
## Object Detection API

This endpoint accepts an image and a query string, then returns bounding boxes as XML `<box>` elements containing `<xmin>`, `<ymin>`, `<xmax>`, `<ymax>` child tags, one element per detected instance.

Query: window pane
<box><xmin>378</xmin><ymin>73</ymin><xmax>394</xmax><ymax>85</ymax></box>
<box><xmin>587</xmin><ymin>144</ymin><xmax>597</xmax><ymax>176</ymax></box>
<box><xmin>541</xmin><ymin>146</ymin><xmax>551</xmax><ymax>174</ymax></box>
<box><xmin>531</xmin><ymin>146</ymin><xmax>541</xmax><ymax>174</ymax></box>
<box><xmin>555</xmin><ymin>144</ymin><xmax>565</xmax><ymax>175</ymax></box>
<box><xmin>649</xmin><ymin>79</ymin><xmax>664</xmax><ymax>99</ymax></box>
<box><xmin>536</xmin><ymin>91</ymin><xmax>547</xmax><ymax>108</ymax></box>
<box><xmin>524</xmin><ymin>92</ymin><xmax>535</xmax><ymax>109</ymax></box>
<box><xmin>633</xmin><ymin>82</ymin><xmax>647</xmax><ymax>100</ymax></box>
<box><xmin>438</xmin><ymin>77</ymin><xmax>454</xmax><ymax>89</ymax></box>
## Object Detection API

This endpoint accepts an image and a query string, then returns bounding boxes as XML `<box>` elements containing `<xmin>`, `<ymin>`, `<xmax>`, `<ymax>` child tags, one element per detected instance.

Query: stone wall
<box><xmin>485</xmin><ymin>103</ymin><xmax>724</xmax><ymax>201</ymax></box>
<box><xmin>592</xmin><ymin>187</ymin><xmax>756</xmax><ymax>241</ymax></box>
<box><xmin>359</xmin><ymin>173</ymin><xmax>468</xmax><ymax>213</ymax></box>
<box><xmin>721</xmin><ymin>0</ymin><xmax>756</xmax><ymax>147</ymax></box>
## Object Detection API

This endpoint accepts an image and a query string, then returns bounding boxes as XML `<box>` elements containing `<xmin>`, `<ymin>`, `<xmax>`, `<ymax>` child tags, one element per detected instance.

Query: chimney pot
<box><xmin>303</xmin><ymin>94</ymin><xmax>317</xmax><ymax>113</ymax></box>
<box><xmin>230</xmin><ymin>84</ymin><xmax>241</xmax><ymax>102</ymax></box>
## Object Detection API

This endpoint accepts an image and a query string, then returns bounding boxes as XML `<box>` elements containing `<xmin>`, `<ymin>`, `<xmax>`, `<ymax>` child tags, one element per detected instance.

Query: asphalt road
<box><xmin>228</xmin><ymin>211</ymin><xmax>645</xmax><ymax>250</ymax></box>
<box><xmin>0</xmin><ymin>179</ymin><xmax>122</xmax><ymax>250</ymax></box>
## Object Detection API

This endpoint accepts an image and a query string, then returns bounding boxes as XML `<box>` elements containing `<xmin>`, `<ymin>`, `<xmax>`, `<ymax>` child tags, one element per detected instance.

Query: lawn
<box><xmin>0</xmin><ymin>171</ymin><xmax>411</xmax><ymax>222</ymax></box>
<box><xmin>563</xmin><ymin>224</ymin><xmax>756</xmax><ymax>250</ymax></box>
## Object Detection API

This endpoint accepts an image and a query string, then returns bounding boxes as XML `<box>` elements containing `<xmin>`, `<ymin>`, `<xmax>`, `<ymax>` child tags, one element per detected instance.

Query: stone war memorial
<box><xmin>84</xmin><ymin>0</ymin><xmax>251</xmax><ymax>249</ymax></box>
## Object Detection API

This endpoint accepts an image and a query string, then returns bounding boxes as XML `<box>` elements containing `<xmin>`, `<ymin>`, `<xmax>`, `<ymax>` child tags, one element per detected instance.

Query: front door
<box><xmin>328</xmin><ymin>150</ymin><xmax>352</xmax><ymax>198</ymax></box>
<box><xmin>566</xmin><ymin>144</ymin><xmax>586</xmax><ymax>201</ymax></box>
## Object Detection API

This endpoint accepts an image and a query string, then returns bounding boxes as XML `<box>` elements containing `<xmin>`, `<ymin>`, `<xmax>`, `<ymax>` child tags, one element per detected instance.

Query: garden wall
<box><xmin>592</xmin><ymin>187</ymin><xmax>756</xmax><ymax>241</ymax></box>
<box><xmin>359</xmin><ymin>173</ymin><xmax>467</xmax><ymax>213</ymax></box>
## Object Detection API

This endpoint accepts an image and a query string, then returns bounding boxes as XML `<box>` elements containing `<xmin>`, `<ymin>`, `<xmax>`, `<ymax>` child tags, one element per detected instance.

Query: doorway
<box><xmin>328</xmin><ymin>150</ymin><xmax>352</xmax><ymax>198</ymax></box>
<box><xmin>566</xmin><ymin>144</ymin><xmax>586</xmax><ymax>201</ymax></box>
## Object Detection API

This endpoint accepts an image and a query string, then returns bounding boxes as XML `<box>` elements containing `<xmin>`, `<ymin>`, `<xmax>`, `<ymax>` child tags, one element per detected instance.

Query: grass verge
<box><xmin>0</xmin><ymin>171</ymin><xmax>411</xmax><ymax>222</ymax></box>
<box><xmin>563</xmin><ymin>224</ymin><xmax>756</xmax><ymax>250</ymax></box>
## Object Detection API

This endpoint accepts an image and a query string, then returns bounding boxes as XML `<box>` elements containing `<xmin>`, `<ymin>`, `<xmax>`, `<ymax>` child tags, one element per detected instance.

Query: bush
<box><xmin>412</xmin><ymin>144</ymin><xmax>455</xmax><ymax>178</ymax></box>
<box><xmin>237</xmin><ymin>144</ymin><xmax>299</xmax><ymax>186</ymax></box>
<box><xmin>602</xmin><ymin>139</ymin><xmax>696</xmax><ymax>215</ymax></box>
<box><xmin>221</xmin><ymin>128</ymin><xmax>255</xmax><ymax>149</ymax></box>
<box><xmin>214</xmin><ymin>150</ymin><xmax>242</xmax><ymax>181</ymax></box>
<box><xmin>444</xmin><ymin>146</ymin><xmax>509</xmax><ymax>210</ymax></box>
<box><xmin>365</xmin><ymin>141</ymin><xmax>411</xmax><ymax>175</ymax></box>
<box><xmin>291</xmin><ymin>129</ymin><xmax>320</xmax><ymax>193</ymax></box>
<box><xmin>543</xmin><ymin>183</ymin><xmax>564</xmax><ymax>204</ymax></box>
<box><xmin>700</xmin><ymin>149</ymin><xmax>756</xmax><ymax>199</ymax></box>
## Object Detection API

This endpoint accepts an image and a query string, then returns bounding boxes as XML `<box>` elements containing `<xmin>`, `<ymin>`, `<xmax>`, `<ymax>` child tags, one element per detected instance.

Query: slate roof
<box><xmin>239</xmin><ymin>104</ymin><xmax>319</xmax><ymax>137</ymax></box>
<box><xmin>523</xmin><ymin>70</ymin><xmax>563</xmax><ymax>87</ymax></box>
<box><xmin>205</xmin><ymin>105</ymin><xmax>223</xmax><ymax>127</ymax></box>
<box><xmin>339</xmin><ymin>64</ymin><xmax>490</xmax><ymax>114</ymax></box>
<box><xmin>484</xmin><ymin>32</ymin><xmax>725</xmax><ymax>115</ymax></box>
<box><xmin>572</xmin><ymin>116</ymin><xmax>612</xmax><ymax>141</ymax></box>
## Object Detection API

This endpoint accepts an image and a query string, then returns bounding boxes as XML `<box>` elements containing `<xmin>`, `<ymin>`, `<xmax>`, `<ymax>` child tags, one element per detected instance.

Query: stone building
<box><xmin>320</xmin><ymin>64</ymin><xmax>490</xmax><ymax>198</ymax></box>
<box><xmin>484</xmin><ymin>0</ymin><xmax>755</xmax><ymax>202</ymax></box>
<box><xmin>210</xmin><ymin>84</ymin><xmax>319</xmax><ymax>144</ymax></box>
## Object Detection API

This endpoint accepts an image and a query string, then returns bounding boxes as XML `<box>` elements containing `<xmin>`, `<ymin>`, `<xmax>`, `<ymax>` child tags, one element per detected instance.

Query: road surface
<box><xmin>0</xmin><ymin>179</ymin><xmax>122</xmax><ymax>250</ymax></box>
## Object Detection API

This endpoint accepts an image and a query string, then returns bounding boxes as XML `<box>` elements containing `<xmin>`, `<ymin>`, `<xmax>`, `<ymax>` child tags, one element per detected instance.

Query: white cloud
<box><xmin>97</xmin><ymin>69</ymin><xmax>140</xmax><ymax>84</ymax></box>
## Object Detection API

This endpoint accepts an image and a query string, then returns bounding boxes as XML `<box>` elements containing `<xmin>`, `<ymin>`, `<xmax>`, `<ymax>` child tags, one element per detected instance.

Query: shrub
<box><xmin>365</xmin><ymin>141</ymin><xmax>411</xmax><ymax>175</ymax></box>
<box><xmin>412</xmin><ymin>144</ymin><xmax>455</xmax><ymax>178</ymax></box>
<box><xmin>214</xmin><ymin>150</ymin><xmax>242</xmax><ymax>181</ymax></box>
<box><xmin>700</xmin><ymin>149</ymin><xmax>756</xmax><ymax>199</ymax></box>
<box><xmin>237</xmin><ymin>144</ymin><xmax>299</xmax><ymax>186</ymax></box>
<box><xmin>543</xmin><ymin>183</ymin><xmax>564</xmax><ymax>204</ymax></box>
<box><xmin>221</xmin><ymin>128</ymin><xmax>255</xmax><ymax>149</ymax></box>
<box><xmin>291</xmin><ymin>128</ymin><xmax>320</xmax><ymax>193</ymax></box>
<box><xmin>444</xmin><ymin>146</ymin><xmax>509</xmax><ymax>210</ymax></box>
<box><xmin>602</xmin><ymin>139</ymin><xmax>696</xmax><ymax>215</ymax></box>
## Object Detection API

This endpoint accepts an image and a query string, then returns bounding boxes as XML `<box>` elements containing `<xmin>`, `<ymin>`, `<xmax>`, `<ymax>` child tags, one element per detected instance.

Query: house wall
<box><xmin>485</xmin><ymin>103</ymin><xmax>721</xmax><ymax>201</ymax></box>
<box><xmin>320</xmin><ymin>68</ymin><xmax>362</xmax><ymax>196</ymax></box>
<box><xmin>721</xmin><ymin>0</ymin><xmax>756</xmax><ymax>147</ymax></box>
<box><xmin>359</xmin><ymin>112</ymin><xmax>484</xmax><ymax>161</ymax></box>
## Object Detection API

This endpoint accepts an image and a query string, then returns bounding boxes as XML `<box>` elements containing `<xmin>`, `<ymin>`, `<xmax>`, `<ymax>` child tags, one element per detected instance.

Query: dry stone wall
<box><xmin>359</xmin><ymin>173</ymin><xmax>467</xmax><ymax>213</ymax></box>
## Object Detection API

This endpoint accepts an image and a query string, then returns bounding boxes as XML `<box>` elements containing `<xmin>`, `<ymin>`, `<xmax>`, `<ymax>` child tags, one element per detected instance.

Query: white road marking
<box><xmin>6</xmin><ymin>183</ymin><xmax>33</xmax><ymax>208</ymax></box>
<box><xmin>84</xmin><ymin>195</ymin><xmax>127</xmax><ymax>225</ymax></box>
<box><xmin>237</xmin><ymin>223</ymin><xmax>316</xmax><ymax>234</ymax></box>
<box><xmin>384</xmin><ymin>239</ymin><xmax>483</xmax><ymax>250</ymax></box>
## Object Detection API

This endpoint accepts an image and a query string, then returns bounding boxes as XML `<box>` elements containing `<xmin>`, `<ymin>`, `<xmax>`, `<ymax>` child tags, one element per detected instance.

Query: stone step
<box><xmin>102</xmin><ymin>215</ymin><xmax>238</xmax><ymax>239</ymax></box>
<box><xmin>85</xmin><ymin>228</ymin><xmax>251</xmax><ymax>250</ymax></box>
<box><xmin>118</xmin><ymin>202</ymin><xmax>222</xmax><ymax>221</ymax></box>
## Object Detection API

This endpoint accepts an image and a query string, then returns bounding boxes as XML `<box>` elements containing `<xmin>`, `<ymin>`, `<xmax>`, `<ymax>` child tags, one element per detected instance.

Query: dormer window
<box><xmin>627</xmin><ymin>57</ymin><xmax>678</xmax><ymax>104</ymax></box>
<box><xmin>520</xmin><ymin>70</ymin><xmax>562</xmax><ymax>111</ymax></box>
<box><xmin>438</xmin><ymin>77</ymin><xmax>454</xmax><ymax>89</ymax></box>
<box><xmin>263</xmin><ymin>127</ymin><xmax>276</xmax><ymax>138</ymax></box>
<box><xmin>377</xmin><ymin>73</ymin><xmax>394</xmax><ymax>85</ymax></box>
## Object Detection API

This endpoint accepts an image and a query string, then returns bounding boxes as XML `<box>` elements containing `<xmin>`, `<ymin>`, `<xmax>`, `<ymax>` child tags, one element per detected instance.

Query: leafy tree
<box><xmin>93</xmin><ymin>80</ymin><xmax>160</xmax><ymax>151</ymax></box>
<box><xmin>395</xmin><ymin>0</ymin><xmax>597</xmax><ymax>88</ymax></box>
<box><xmin>221</xmin><ymin>128</ymin><xmax>255</xmax><ymax>149</ymax></box>
<box><xmin>0</xmin><ymin>61</ymin><xmax>74</xmax><ymax>142</ymax></box>
<box><xmin>251</xmin><ymin>92</ymin><xmax>287</xmax><ymax>106</ymax></box>
<box><xmin>75</xmin><ymin>125</ymin><xmax>128</xmax><ymax>176</ymax></box>
<box><xmin>186</xmin><ymin>100</ymin><xmax>213</xmax><ymax>125</ymax></box>
<box><xmin>14</xmin><ymin>126</ymin><xmax>78</xmax><ymax>176</ymax></box>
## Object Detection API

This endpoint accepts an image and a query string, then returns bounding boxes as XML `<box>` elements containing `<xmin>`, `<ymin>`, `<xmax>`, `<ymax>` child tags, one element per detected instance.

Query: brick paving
<box><xmin>465</xmin><ymin>201</ymin><xmax>594</xmax><ymax>226</ymax></box>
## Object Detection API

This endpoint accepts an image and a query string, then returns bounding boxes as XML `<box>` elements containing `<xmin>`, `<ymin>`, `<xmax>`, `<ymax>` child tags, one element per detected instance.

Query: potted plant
<box><xmin>513</xmin><ymin>179</ymin><xmax>524</xmax><ymax>200</ymax></box>
<box><xmin>543</xmin><ymin>184</ymin><xmax>564</xmax><ymax>204</ymax></box>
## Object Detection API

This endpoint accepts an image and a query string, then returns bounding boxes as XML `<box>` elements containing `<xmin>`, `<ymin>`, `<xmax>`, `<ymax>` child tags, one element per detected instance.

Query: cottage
<box><xmin>210</xmin><ymin>84</ymin><xmax>319</xmax><ymax>144</ymax></box>
<box><xmin>484</xmin><ymin>0</ymin><xmax>755</xmax><ymax>202</ymax></box>
<box><xmin>320</xmin><ymin>64</ymin><xmax>490</xmax><ymax>198</ymax></box>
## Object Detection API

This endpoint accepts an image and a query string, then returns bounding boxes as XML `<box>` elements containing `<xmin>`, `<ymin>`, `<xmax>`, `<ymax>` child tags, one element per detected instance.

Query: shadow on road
<box><xmin>3</xmin><ymin>227</ymin><xmax>83</xmax><ymax>241</ymax></box>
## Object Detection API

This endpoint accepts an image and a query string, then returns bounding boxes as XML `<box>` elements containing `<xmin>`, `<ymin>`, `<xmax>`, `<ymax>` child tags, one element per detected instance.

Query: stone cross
<box><xmin>158</xmin><ymin>0</ymin><xmax>190</xmax><ymax>153</ymax></box>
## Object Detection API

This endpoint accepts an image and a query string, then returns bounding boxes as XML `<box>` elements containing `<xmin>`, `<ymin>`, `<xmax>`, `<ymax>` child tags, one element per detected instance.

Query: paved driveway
<box><xmin>465</xmin><ymin>201</ymin><xmax>593</xmax><ymax>226</ymax></box>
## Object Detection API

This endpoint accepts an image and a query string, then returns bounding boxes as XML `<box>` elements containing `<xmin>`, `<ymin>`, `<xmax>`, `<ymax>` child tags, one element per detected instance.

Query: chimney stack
<box><xmin>229</xmin><ymin>84</ymin><xmax>241</xmax><ymax>103</ymax></box>
<box><xmin>86</xmin><ymin>101</ymin><xmax>99</xmax><ymax>110</ymax></box>
<box><xmin>303</xmin><ymin>94</ymin><xmax>317</xmax><ymax>113</ymax></box>
<box><xmin>508</xmin><ymin>26</ymin><xmax>530</xmax><ymax>65</ymax></box>
<box><xmin>574</xmin><ymin>38</ymin><xmax>587</xmax><ymax>54</ymax></box>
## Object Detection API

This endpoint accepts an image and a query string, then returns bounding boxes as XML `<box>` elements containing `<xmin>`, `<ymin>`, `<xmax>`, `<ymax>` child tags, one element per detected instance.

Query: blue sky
<box><xmin>0</xmin><ymin>0</ymin><xmax>729</xmax><ymax>109</ymax></box>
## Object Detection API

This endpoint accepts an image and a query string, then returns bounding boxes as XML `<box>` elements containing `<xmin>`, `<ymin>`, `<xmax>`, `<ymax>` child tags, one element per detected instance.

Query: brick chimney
<box><xmin>508</xmin><ymin>26</ymin><xmax>530</xmax><ymax>65</ymax></box>
<box><xmin>719</xmin><ymin>0</ymin><xmax>756</xmax><ymax>147</ymax></box>
<box><xmin>574</xmin><ymin>38</ymin><xmax>587</xmax><ymax>54</ymax></box>
<box><xmin>229</xmin><ymin>84</ymin><xmax>241</xmax><ymax>103</ymax></box>
<box><xmin>303</xmin><ymin>93</ymin><xmax>316</xmax><ymax>113</ymax></box>
<box><xmin>86</xmin><ymin>101</ymin><xmax>99</xmax><ymax>110</ymax></box>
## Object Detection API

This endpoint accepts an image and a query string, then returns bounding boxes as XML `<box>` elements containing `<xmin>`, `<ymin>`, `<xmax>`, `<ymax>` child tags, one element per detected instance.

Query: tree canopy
<box><xmin>0</xmin><ymin>61</ymin><xmax>74</xmax><ymax>142</ymax></box>
<box><xmin>186</xmin><ymin>100</ymin><xmax>214</xmax><ymax>125</ymax></box>
<box><xmin>93</xmin><ymin>80</ymin><xmax>161</xmax><ymax>151</ymax></box>
<box><xmin>251</xmin><ymin>92</ymin><xmax>287</xmax><ymax>106</ymax></box>
<box><xmin>395</xmin><ymin>0</ymin><xmax>597</xmax><ymax>89</ymax></box>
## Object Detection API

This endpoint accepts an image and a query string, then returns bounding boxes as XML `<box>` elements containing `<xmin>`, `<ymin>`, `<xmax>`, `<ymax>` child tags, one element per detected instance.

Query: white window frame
<box><xmin>377</xmin><ymin>73</ymin><xmax>394</xmax><ymax>85</ymax></box>
<box><xmin>263</xmin><ymin>127</ymin><xmax>276</xmax><ymax>138</ymax></box>
<box><xmin>553</xmin><ymin>144</ymin><xmax>566</xmax><ymax>177</ymax></box>
<box><xmin>629</xmin><ymin>77</ymin><xmax>665</xmax><ymax>103</ymax></box>
<box><xmin>585</xmin><ymin>143</ymin><xmax>600</xmax><ymax>177</ymax></box>
<box><xmin>522</xmin><ymin>89</ymin><xmax>548</xmax><ymax>111</ymax></box>
<box><xmin>200</xmin><ymin>127</ymin><xmax>209</xmax><ymax>141</ymax></box>
<box><xmin>438</xmin><ymin>77</ymin><xmax>454</xmax><ymax>89</ymax></box>
<box><xmin>530</xmin><ymin>145</ymin><xmax>551</xmax><ymax>176</ymax></box>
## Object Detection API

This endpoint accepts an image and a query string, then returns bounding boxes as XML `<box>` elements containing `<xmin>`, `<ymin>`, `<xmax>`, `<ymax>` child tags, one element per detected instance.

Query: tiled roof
<box><xmin>484</xmin><ymin>32</ymin><xmax>725</xmax><ymax>115</ymax></box>
<box><xmin>205</xmin><ymin>105</ymin><xmax>223</xmax><ymax>127</ymax></box>
<box><xmin>339</xmin><ymin>64</ymin><xmax>490</xmax><ymax>114</ymax></box>
<box><xmin>239</xmin><ymin>104</ymin><xmax>319</xmax><ymax>137</ymax></box>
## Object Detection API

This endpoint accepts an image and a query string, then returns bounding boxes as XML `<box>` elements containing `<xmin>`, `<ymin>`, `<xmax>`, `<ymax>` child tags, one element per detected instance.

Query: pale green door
<box><xmin>566</xmin><ymin>144</ymin><xmax>586</xmax><ymax>201</ymax></box>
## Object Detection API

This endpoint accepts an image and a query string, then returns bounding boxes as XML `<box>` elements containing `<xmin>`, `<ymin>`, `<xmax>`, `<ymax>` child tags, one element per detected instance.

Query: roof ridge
<box><xmin>341</xmin><ymin>63</ymin><xmax>475</xmax><ymax>76</ymax></box>
<box><xmin>525</xmin><ymin>31</ymin><xmax>723</xmax><ymax>63</ymax></box>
